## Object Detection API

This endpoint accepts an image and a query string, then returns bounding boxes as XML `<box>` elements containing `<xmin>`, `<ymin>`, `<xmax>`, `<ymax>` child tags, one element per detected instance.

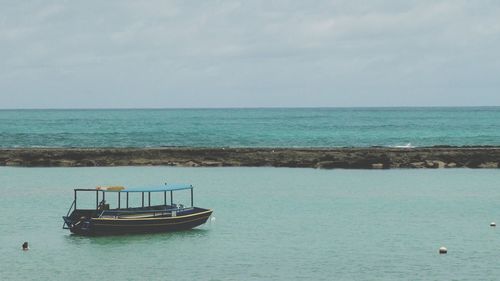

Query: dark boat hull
<box><xmin>67</xmin><ymin>208</ymin><xmax>212</xmax><ymax>236</ymax></box>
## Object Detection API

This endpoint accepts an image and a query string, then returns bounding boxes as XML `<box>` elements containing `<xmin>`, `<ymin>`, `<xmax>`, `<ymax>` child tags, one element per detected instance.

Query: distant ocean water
<box><xmin>1</xmin><ymin>107</ymin><xmax>499</xmax><ymax>148</ymax></box>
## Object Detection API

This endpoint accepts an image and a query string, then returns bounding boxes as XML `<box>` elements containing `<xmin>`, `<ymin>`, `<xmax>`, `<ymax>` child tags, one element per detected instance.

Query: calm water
<box><xmin>1</xmin><ymin>167</ymin><xmax>500</xmax><ymax>280</ymax></box>
<box><xmin>1</xmin><ymin>107</ymin><xmax>500</xmax><ymax>148</ymax></box>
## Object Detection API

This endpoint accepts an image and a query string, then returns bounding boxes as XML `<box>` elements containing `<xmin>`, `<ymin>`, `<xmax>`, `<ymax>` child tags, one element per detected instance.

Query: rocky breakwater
<box><xmin>0</xmin><ymin>147</ymin><xmax>499</xmax><ymax>169</ymax></box>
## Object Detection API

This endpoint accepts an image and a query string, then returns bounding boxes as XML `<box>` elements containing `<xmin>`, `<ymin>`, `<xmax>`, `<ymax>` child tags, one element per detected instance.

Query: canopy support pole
<box><xmin>142</xmin><ymin>192</ymin><xmax>144</xmax><ymax>208</ymax></box>
<box><xmin>191</xmin><ymin>187</ymin><xmax>194</xmax><ymax>207</ymax></box>
<box><xmin>118</xmin><ymin>192</ymin><xmax>121</xmax><ymax>209</ymax></box>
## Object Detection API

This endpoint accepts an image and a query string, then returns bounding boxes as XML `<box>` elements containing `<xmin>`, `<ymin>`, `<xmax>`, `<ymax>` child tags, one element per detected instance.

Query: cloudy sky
<box><xmin>1</xmin><ymin>0</ymin><xmax>500</xmax><ymax>108</ymax></box>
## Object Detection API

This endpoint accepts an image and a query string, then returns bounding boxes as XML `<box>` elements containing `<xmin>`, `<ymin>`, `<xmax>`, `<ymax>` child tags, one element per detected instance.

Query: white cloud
<box><xmin>1</xmin><ymin>0</ymin><xmax>500</xmax><ymax>108</ymax></box>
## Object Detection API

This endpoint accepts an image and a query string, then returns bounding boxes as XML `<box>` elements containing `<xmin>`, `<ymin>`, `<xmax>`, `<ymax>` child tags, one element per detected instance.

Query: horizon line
<box><xmin>1</xmin><ymin>105</ymin><xmax>500</xmax><ymax>110</ymax></box>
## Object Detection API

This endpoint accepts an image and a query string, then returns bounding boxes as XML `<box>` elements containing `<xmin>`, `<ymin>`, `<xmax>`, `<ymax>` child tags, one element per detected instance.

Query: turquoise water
<box><xmin>1</xmin><ymin>167</ymin><xmax>500</xmax><ymax>280</ymax></box>
<box><xmin>1</xmin><ymin>107</ymin><xmax>500</xmax><ymax>148</ymax></box>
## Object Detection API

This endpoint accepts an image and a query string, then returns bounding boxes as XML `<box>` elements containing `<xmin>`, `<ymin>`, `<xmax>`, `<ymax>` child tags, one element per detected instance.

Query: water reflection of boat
<box><xmin>62</xmin><ymin>184</ymin><xmax>212</xmax><ymax>236</ymax></box>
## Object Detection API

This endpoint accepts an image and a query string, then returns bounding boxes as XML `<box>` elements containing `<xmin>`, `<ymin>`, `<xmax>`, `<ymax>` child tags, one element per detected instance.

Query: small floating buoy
<box><xmin>491</xmin><ymin>222</ymin><xmax>496</xmax><ymax>227</ymax></box>
<box><xmin>439</xmin><ymin>246</ymin><xmax>447</xmax><ymax>254</ymax></box>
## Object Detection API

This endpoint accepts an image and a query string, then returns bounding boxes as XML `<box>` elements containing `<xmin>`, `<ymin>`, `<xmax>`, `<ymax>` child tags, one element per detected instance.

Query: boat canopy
<box><xmin>75</xmin><ymin>184</ymin><xmax>193</xmax><ymax>193</ymax></box>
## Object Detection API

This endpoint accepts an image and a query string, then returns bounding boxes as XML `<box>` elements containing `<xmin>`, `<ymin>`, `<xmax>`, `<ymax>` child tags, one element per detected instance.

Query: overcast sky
<box><xmin>1</xmin><ymin>1</ymin><xmax>500</xmax><ymax>108</ymax></box>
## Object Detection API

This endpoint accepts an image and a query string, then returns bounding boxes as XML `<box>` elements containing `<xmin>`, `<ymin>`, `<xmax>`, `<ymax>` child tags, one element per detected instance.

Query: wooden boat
<box><xmin>62</xmin><ymin>184</ymin><xmax>213</xmax><ymax>236</ymax></box>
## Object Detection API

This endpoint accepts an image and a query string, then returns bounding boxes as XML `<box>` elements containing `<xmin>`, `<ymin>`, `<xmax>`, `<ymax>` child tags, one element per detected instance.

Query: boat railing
<box><xmin>62</xmin><ymin>199</ymin><xmax>76</xmax><ymax>229</ymax></box>
<box><xmin>67</xmin><ymin>200</ymin><xmax>76</xmax><ymax>215</ymax></box>
<box><xmin>98</xmin><ymin>206</ymin><xmax>194</xmax><ymax>219</ymax></box>
<box><xmin>65</xmin><ymin>199</ymin><xmax>76</xmax><ymax>217</ymax></box>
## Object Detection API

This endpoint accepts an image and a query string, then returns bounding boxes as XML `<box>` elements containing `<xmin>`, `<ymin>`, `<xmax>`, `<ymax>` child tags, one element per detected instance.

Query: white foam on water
<box><xmin>391</xmin><ymin>143</ymin><xmax>415</xmax><ymax>148</ymax></box>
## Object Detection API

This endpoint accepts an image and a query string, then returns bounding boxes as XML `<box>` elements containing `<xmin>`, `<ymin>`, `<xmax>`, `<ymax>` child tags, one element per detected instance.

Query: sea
<box><xmin>0</xmin><ymin>107</ymin><xmax>499</xmax><ymax>148</ymax></box>
<box><xmin>1</xmin><ymin>167</ymin><xmax>500</xmax><ymax>280</ymax></box>
<box><xmin>1</xmin><ymin>107</ymin><xmax>500</xmax><ymax>280</ymax></box>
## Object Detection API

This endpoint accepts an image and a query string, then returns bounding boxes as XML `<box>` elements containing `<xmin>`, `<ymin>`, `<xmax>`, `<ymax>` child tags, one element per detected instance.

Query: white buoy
<box><xmin>491</xmin><ymin>222</ymin><xmax>496</xmax><ymax>227</ymax></box>
<box><xmin>439</xmin><ymin>246</ymin><xmax>447</xmax><ymax>254</ymax></box>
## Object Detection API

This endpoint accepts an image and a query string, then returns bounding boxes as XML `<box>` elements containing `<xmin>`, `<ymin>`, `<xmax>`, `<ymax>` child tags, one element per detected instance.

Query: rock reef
<box><xmin>1</xmin><ymin>147</ymin><xmax>499</xmax><ymax>168</ymax></box>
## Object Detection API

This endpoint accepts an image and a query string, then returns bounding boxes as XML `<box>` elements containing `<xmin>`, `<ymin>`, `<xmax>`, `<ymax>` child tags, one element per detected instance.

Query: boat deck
<box><xmin>98</xmin><ymin>207</ymin><xmax>196</xmax><ymax>219</ymax></box>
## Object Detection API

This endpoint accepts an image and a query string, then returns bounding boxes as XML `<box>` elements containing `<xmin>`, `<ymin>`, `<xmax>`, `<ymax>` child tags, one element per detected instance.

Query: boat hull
<box><xmin>67</xmin><ymin>208</ymin><xmax>212</xmax><ymax>236</ymax></box>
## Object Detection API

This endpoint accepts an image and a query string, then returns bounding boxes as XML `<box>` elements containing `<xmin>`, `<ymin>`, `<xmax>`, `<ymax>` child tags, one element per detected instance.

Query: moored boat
<box><xmin>62</xmin><ymin>184</ymin><xmax>212</xmax><ymax>236</ymax></box>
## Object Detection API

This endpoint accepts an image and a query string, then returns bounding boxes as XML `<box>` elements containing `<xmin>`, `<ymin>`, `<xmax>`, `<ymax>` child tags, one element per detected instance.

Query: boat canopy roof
<box><xmin>75</xmin><ymin>184</ymin><xmax>193</xmax><ymax>193</ymax></box>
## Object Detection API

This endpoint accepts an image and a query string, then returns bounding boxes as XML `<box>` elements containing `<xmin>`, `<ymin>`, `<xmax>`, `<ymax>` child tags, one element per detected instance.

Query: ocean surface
<box><xmin>1</xmin><ymin>167</ymin><xmax>500</xmax><ymax>280</ymax></box>
<box><xmin>1</xmin><ymin>107</ymin><xmax>499</xmax><ymax>148</ymax></box>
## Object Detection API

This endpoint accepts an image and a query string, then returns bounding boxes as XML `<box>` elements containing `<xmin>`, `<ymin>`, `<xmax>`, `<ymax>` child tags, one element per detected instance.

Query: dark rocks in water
<box><xmin>409</xmin><ymin>162</ymin><xmax>425</xmax><ymax>168</ymax></box>
<box><xmin>316</xmin><ymin>161</ymin><xmax>350</xmax><ymax>169</ymax></box>
<box><xmin>476</xmin><ymin>162</ymin><xmax>499</xmax><ymax>168</ymax></box>
<box><xmin>0</xmin><ymin>147</ymin><xmax>499</xmax><ymax>169</ymax></box>
<box><xmin>371</xmin><ymin>163</ymin><xmax>385</xmax><ymax>169</ymax></box>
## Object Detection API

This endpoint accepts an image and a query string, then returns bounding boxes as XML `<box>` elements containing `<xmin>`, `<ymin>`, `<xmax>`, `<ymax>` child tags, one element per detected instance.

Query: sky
<box><xmin>1</xmin><ymin>0</ymin><xmax>500</xmax><ymax>108</ymax></box>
